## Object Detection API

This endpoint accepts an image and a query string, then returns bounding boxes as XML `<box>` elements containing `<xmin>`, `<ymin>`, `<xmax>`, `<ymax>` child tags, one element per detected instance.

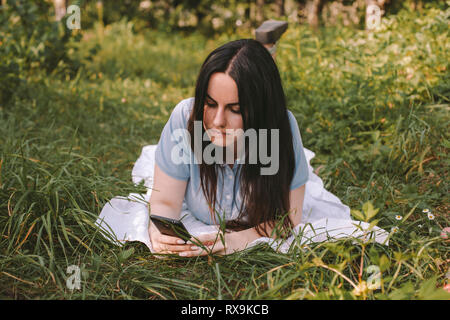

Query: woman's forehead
<box><xmin>207</xmin><ymin>73</ymin><xmax>239</xmax><ymax>102</ymax></box>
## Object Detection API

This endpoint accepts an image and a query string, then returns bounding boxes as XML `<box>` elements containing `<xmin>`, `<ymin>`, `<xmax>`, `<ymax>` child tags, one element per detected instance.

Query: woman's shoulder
<box><xmin>172</xmin><ymin>97</ymin><xmax>195</xmax><ymax>119</ymax></box>
<box><xmin>166</xmin><ymin>97</ymin><xmax>195</xmax><ymax>129</ymax></box>
<box><xmin>286</xmin><ymin>108</ymin><xmax>305</xmax><ymax>147</ymax></box>
<box><xmin>286</xmin><ymin>109</ymin><xmax>296</xmax><ymax>123</ymax></box>
<box><xmin>286</xmin><ymin>109</ymin><xmax>300</xmax><ymax>133</ymax></box>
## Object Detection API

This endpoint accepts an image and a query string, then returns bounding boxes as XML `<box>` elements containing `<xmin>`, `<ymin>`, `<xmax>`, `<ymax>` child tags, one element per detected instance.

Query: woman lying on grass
<box><xmin>148</xmin><ymin>39</ymin><xmax>309</xmax><ymax>256</ymax></box>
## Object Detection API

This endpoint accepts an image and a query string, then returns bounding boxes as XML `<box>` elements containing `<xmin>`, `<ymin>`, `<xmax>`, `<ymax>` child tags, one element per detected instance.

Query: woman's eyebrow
<box><xmin>206</xmin><ymin>93</ymin><xmax>239</xmax><ymax>106</ymax></box>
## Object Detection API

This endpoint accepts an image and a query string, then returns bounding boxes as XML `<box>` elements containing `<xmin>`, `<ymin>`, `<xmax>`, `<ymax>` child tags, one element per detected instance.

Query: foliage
<box><xmin>0</xmin><ymin>4</ymin><xmax>449</xmax><ymax>299</ymax></box>
<box><xmin>76</xmin><ymin>0</ymin><xmax>449</xmax><ymax>36</ymax></box>
<box><xmin>79</xmin><ymin>0</ymin><xmax>247</xmax><ymax>36</ymax></box>
<box><xmin>0</xmin><ymin>0</ymin><xmax>81</xmax><ymax>105</ymax></box>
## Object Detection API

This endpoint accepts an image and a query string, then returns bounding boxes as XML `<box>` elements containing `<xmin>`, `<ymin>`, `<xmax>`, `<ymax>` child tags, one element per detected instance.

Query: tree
<box><xmin>53</xmin><ymin>0</ymin><xmax>66</xmax><ymax>21</ymax></box>
<box><xmin>305</xmin><ymin>0</ymin><xmax>324</xmax><ymax>29</ymax></box>
<box><xmin>275</xmin><ymin>0</ymin><xmax>285</xmax><ymax>17</ymax></box>
<box><xmin>256</xmin><ymin>0</ymin><xmax>264</xmax><ymax>24</ymax></box>
<box><xmin>365</xmin><ymin>0</ymin><xmax>391</xmax><ymax>30</ymax></box>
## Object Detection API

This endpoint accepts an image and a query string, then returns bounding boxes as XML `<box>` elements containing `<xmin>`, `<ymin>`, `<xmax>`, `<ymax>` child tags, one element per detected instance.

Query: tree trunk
<box><xmin>53</xmin><ymin>0</ymin><xmax>66</xmax><ymax>21</ymax></box>
<box><xmin>305</xmin><ymin>0</ymin><xmax>323</xmax><ymax>29</ymax></box>
<box><xmin>365</xmin><ymin>0</ymin><xmax>388</xmax><ymax>11</ymax></box>
<box><xmin>411</xmin><ymin>0</ymin><xmax>423</xmax><ymax>11</ymax></box>
<box><xmin>245</xmin><ymin>0</ymin><xmax>251</xmax><ymax>21</ymax></box>
<box><xmin>275</xmin><ymin>0</ymin><xmax>285</xmax><ymax>17</ymax></box>
<box><xmin>256</xmin><ymin>0</ymin><xmax>264</xmax><ymax>24</ymax></box>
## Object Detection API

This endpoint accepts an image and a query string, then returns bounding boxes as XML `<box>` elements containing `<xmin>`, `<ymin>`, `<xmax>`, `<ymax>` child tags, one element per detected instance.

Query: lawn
<box><xmin>0</xmin><ymin>5</ymin><xmax>449</xmax><ymax>299</ymax></box>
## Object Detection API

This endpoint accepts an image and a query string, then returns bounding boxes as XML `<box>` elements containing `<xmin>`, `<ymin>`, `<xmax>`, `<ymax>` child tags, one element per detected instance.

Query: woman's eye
<box><xmin>205</xmin><ymin>101</ymin><xmax>239</xmax><ymax>113</ymax></box>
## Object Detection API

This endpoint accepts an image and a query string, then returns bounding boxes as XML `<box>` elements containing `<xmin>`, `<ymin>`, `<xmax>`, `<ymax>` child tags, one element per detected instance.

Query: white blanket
<box><xmin>96</xmin><ymin>145</ymin><xmax>389</xmax><ymax>253</ymax></box>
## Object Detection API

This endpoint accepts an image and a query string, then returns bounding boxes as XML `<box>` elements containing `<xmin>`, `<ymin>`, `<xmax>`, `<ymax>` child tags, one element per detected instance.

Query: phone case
<box><xmin>150</xmin><ymin>215</ymin><xmax>191</xmax><ymax>241</ymax></box>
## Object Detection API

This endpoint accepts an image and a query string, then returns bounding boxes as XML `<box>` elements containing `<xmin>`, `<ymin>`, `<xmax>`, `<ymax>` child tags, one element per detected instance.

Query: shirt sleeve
<box><xmin>155</xmin><ymin>99</ymin><xmax>192</xmax><ymax>181</ymax></box>
<box><xmin>287</xmin><ymin>110</ymin><xmax>309</xmax><ymax>190</ymax></box>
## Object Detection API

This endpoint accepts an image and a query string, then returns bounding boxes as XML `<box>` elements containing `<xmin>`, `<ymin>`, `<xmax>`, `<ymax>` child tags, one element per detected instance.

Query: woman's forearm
<box><xmin>231</xmin><ymin>221</ymin><xmax>280</xmax><ymax>249</ymax></box>
<box><xmin>148</xmin><ymin>200</ymin><xmax>181</xmax><ymax>220</ymax></box>
<box><xmin>230</xmin><ymin>211</ymin><xmax>302</xmax><ymax>251</ymax></box>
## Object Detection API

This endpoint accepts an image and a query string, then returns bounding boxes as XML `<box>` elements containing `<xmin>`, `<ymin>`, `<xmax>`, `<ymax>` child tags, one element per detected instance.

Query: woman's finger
<box><xmin>155</xmin><ymin>242</ymin><xmax>193</xmax><ymax>253</ymax></box>
<box><xmin>178</xmin><ymin>242</ymin><xmax>225</xmax><ymax>257</ymax></box>
<box><xmin>158</xmin><ymin>234</ymin><xmax>188</xmax><ymax>245</ymax></box>
<box><xmin>187</xmin><ymin>232</ymin><xmax>224</xmax><ymax>246</ymax></box>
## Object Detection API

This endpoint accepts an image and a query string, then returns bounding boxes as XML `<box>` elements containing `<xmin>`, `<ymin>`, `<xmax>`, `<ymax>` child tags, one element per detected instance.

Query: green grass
<box><xmin>0</xmin><ymin>6</ymin><xmax>449</xmax><ymax>299</ymax></box>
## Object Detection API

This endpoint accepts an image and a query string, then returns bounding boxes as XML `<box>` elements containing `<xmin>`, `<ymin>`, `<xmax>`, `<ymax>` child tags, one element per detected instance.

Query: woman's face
<box><xmin>203</xmin><ymin>72</ymin><xmax>243</xmax><ymax>148</ymax></box>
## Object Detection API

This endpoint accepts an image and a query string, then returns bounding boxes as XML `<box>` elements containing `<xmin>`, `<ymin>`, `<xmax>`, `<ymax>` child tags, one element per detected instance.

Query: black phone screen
<box><xmin>150</xmin><ymin>215</ymin><xmax>191</xmax><ymax>241</ymax></box>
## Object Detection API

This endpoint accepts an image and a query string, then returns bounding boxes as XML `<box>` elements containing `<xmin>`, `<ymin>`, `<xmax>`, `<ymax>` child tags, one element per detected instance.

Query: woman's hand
<box><xmin>148</xmin><ymin>220</ymin><xmax>193</xmax><ymax>254</ymax></box>
<box><xmin>178</xmin><ymin>230</ymin><xmax>249</xmax><ymax>257</ymax></box>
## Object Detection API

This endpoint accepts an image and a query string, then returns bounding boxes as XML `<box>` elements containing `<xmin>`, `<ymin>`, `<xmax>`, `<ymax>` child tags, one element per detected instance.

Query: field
<box><xmin>0</xmin><ymin>5</ymin><xmax>449</xmax><ymax>299</ymax></box>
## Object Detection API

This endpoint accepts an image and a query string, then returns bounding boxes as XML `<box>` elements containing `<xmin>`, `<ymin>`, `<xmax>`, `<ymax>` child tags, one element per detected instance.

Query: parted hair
<box><xmin>186</xmin><ymin>39</ymin><xmax>296</xmax><ymax>237</ymax></box>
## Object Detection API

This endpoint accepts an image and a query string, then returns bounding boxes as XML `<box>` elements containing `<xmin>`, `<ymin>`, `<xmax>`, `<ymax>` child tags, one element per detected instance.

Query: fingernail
<box><xmin>177</xmin><ymin>240</ymin><xmax>186</xmax><ymax>244</ymax></box>
<box><xmin>179</xmin><ymin>252</ymin><xmax>188</xmax><ymax>257</ymax></box>
<box><xmin>191</xmin><ymin>246</ymin><xmax>199</xmax><ymax>250</ymax></box>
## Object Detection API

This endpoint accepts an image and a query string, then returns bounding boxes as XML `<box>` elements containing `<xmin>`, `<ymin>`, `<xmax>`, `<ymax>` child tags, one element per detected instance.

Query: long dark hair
<box><xmin>187</xmin><ymin>39</ymin><xmax>296</xmax><ymax>237</ymax></box>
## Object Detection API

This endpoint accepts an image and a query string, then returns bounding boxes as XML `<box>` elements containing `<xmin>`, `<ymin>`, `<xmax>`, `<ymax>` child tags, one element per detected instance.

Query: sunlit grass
<box><xmin>0</xmin><ymin>5</ymin><xmax>448</xmax><ymax>299</ymax></box>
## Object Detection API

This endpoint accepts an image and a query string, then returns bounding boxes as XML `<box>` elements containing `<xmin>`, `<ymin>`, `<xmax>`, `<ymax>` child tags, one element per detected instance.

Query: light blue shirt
<box><xmin>155</xmin><ymin>97</ymin><xmax>309</xmax><ymax>225</ymax></box>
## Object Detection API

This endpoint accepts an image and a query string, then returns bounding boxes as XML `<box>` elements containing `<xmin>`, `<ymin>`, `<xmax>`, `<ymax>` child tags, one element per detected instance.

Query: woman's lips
<box><xmin>210</xmin><ymin>129</ymin><xmax>230</xmax><ymax>135</ymax></box>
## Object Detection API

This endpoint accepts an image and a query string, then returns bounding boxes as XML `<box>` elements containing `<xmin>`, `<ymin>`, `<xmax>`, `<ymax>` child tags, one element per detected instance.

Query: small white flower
<box><xmin>427</xmin><ymin>213</ymin><xmax>435</xmax><ymax>220</ymax></box>
<box><xmin>422</xmin><ymin>208</ymin><xmax>430</xmax><ymax>214</ymax></box>
<box><xmin>395</xmin><ymin>215</ymin><xmax>403</xmax><ymax>221</ymax></box>
<box><xmin>418</xmin><ymin>224</ymin><xmax>423</xmax><ymax>228</ymax></box>
<box><xmin>391</xmin><ymin>226</ymin><xmax>399</xmax><ymax>233</ymax></box>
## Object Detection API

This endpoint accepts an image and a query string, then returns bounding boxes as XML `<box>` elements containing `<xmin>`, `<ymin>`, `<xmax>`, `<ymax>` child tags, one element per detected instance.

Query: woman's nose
<box><xmin>212</xmin><ymin>106</ymin><xmax>226</xmax><ymax>128</ymax></box>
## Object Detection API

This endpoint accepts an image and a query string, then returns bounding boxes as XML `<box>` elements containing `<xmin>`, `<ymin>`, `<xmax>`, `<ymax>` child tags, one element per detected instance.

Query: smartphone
<box><xmin>150</xmin><ymin>214</ymin><xmax>191</xmax><ymax>241</ymax></box>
